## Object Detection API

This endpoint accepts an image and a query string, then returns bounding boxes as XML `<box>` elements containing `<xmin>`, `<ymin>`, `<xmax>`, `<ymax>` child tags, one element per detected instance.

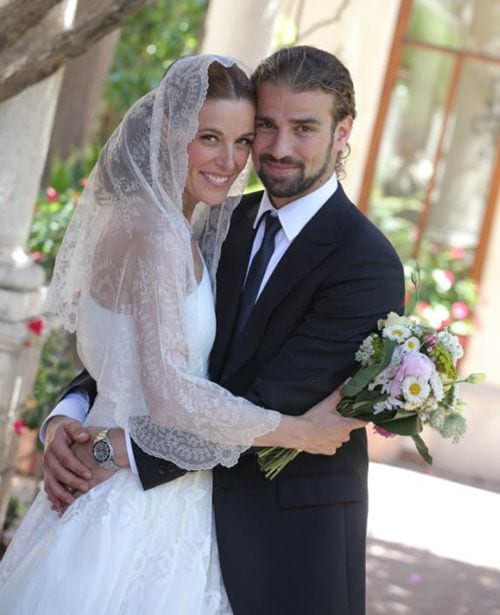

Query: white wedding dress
<box><xmin>0</xmin><ymin>265</ymin><xmax>233</xmax><ymax>615</ymax></box>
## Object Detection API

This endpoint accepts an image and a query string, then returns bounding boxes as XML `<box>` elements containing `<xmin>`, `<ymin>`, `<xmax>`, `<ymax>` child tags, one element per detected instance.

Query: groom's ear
<box><xmin>333</xmin><ymin>116</ymin><xmax>353</xmax><ymax>150</ymax></box>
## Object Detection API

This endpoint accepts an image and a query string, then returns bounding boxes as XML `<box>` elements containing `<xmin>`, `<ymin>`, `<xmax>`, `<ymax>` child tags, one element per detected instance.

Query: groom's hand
<box><xmin>43</xmin><ymin>417</ymin><xmax>92</xmax><ymax>511</ymax></box>
<box><xmin>301</xmin><ymin>389</ymin><xmax>367</xmax><ymax>455</ymax></box>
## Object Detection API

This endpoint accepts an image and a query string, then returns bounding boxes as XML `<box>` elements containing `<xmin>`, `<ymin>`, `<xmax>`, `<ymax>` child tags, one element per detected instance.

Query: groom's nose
<box><xmin>262</xmin><ymin>129</ymin><xmax>293</xmax><ymax>161</ymax></box>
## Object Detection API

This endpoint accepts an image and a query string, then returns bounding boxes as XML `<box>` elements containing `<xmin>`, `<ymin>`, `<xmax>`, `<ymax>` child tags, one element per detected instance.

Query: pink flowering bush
<box><xmin>405</xmin><ymin>241</ymin><xmax>479</xmax><ymax>339</ymax></box>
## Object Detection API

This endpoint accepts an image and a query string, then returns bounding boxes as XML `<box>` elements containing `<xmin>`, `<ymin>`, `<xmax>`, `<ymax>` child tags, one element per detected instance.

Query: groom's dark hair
<box><xmin>252</xmin><ymin>46</ymin><xmax>356</xmax><ymax>176</ymax></box>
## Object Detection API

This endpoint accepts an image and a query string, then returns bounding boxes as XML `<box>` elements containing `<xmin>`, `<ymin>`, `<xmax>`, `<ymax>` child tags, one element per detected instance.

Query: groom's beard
<box><xmin>256</xmin><ymin>133</ymin><xmax>334</xmax><ymax>199</ymax></box>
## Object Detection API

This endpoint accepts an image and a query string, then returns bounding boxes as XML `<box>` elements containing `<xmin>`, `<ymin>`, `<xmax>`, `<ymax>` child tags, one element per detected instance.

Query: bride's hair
<box><xmin>206</xmin><ymin>61</ymin><xmax>256</xmax><ymax>105</ymax></box>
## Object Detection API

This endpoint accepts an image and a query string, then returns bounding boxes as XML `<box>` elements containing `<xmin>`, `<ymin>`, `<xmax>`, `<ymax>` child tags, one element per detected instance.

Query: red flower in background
<box><xmin>442</xmin><ymin>270</ymin><xmax>455</xmax><ymax>285</ymax></box>
<box><xmin>13</xmin><ymin>419</ymin><xmax>27</xmax><ymax>435</ymax></box>
<box><xmin>451</xmin><ymin>301</ymin><xmax>469</xmax><ymax>320</ymax></box>
<box><xmin>449</xmin><ymin>247</ymin><xmax>466</xmax><ymax>260</ymax></box>
<box><xmin>27</xmin><ymin>318</ymin><xmax>45</xmax><ymax>336</ymax></box>
<box><xmin>31</xmin><ymin>251</ymin><xmax>44</xmax><ymax>262</ymax></box>
<box><xmin>79</xmin><ymin>177</ymin><xmax>89</xmax><ymax>187</ymax></box>
<box><xmin>45</xmin><ymin>186</ymin><xmax>59</xmax><ymax>202</ymax></box>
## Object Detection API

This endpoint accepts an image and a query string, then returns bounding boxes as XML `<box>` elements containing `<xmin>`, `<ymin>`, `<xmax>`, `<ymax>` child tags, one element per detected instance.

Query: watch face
<box><xmin>93</xmin><ymin>440</ymin><xmax>111</xmax><ymax>463</ymax></box>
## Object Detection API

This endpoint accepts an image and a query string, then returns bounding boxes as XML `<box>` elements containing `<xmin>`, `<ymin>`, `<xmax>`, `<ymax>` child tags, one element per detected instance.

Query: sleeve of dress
<box><xmin>95</xmin><ymin>230</ymin><xmax>281</xmax><ymax>471</ymax></box>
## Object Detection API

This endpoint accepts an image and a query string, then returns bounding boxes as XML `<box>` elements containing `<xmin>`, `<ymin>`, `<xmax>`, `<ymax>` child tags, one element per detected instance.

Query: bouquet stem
<box><xmin>257</xmin><ymin>447</ymin><xmax>300</xmax><ymax>479</ymax></box>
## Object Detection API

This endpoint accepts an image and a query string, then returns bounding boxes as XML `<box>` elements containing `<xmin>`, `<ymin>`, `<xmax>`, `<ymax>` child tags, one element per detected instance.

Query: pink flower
<box><xmin>45</xmin><ymin>186</ymin><xmax>59</xmax><ymax>202</ymax></box>
<box><xmin>27</xmin><ymin>318</ymin><xmax>45</xmax><ymax>336</ymax></box>
<box><xmin>424</xmin><ymin>334</ymin><xmax>438</xmax><ymax>351</ymax></box>
<box><xmin>373</xmin><ymin>425</ymin><xmax>396</xmax><ymax>439</ymax></box>
<box><xmin>443</xmin><ymin>270</ymin><xmax>455</xmax><ymax>284</ymax></box>
<box><xmin>449</xmin><ymin>247</ymin><xmax>466</xmax><ymax>260</ymax></box>
<box><xmin>79</xmin><ymin>177</ymin><xmax>89</xmax><ymax>187</ymax></box>
<box><xmin>13</xmin><ymin>419</ymin><xmax>27</xmax><ymax>435</ymax></box>
<box><xmin>388</xmin><ymin>351</ymin><xmax>435</xmax><ymax>397</ymax></box>
<box><xmin>451</xmin><ymin>301</ymin><xmax>469</xmax><ymax>320</ymax></box>
<box><xmin>31</xmin><ymin>251</ymin><xmax>44</xmax><ymax>262</ymax></box>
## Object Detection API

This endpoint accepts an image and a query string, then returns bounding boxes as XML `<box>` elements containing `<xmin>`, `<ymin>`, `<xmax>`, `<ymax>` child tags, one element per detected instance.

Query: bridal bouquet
<box><xmin>258</xmin><ymin>312</ymin><xmax>485</xmax><ymax>479</ymax></box>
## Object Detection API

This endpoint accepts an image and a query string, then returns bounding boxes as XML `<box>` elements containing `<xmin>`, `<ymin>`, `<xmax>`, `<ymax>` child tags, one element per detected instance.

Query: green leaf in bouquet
<box><xmin>354</xmin><ymin>389</ymin><xmax>385</xmax><ymax>403</ymax></box>
<box><xmin>337</xmin><ymin>391</ymin><xmax>387</xmax><ymax>419</ymax></box>
<box><xmin>411</xmin><ymin>434</ymin><xmax>433</xmax><ymax>464</ymax></box>
<box><xmin>377</xmin><ymin>412</ymin><xmax>422</xmax><ymax>436</ymax></box>
<box><xmin>341</xmin><ymin>339</ymin><xmax>397</xmax><ymax>397</ymax></box>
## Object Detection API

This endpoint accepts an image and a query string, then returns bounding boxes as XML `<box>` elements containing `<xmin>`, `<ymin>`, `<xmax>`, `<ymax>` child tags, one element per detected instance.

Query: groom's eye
<box><xmin>295</xmin><ymin>125</ymin><xmax>314</xmax><ymax>133</ymax></box>
<box><xmin>256</xmin><ymin>120</ymin><xmax>275</xmax><ymax>131</ymax></box>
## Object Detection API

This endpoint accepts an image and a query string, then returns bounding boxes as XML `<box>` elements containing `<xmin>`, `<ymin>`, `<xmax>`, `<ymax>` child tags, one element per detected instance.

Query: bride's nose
<box><xmin>215</xmin><ymin>144</ymin><xmax>237</xmax><ymax>172</ymax></box>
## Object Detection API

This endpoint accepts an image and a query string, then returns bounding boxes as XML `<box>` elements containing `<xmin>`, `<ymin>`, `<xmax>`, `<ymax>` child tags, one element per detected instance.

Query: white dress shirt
<box><xmin>41</xmin><ymin>173</ymin><xmax>339</xmax><ymax>473</ymax></box>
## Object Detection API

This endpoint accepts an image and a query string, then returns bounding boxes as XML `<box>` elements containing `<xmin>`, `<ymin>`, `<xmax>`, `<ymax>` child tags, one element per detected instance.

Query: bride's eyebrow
<box><xmin>197</xmin><ymin>126</ymin><xmax>225</xmax><ymax>134</ymax></box>
<box><xmin>198</xmin><ymin>127</ymin><xmax>255</xmax><ymax>137</ymax></box>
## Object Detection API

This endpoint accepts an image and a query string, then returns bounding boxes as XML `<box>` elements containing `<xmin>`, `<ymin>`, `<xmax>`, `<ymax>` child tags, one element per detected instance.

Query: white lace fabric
<box><xmin>44</xmin><ymin>55</ymin><xmax>280</xmax><ymax>469</ymax></box>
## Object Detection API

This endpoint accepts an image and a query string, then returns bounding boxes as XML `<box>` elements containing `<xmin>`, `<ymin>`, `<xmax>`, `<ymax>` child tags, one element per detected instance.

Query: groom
<box><xmin>43</xmin><ymin>46</ymin><xmax>404</xmax><ymax>614</ymax></box>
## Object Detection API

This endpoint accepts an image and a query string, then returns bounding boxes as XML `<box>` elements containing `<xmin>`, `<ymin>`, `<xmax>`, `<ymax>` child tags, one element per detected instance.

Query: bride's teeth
<box><xmin>205</xmin><ymin>173</ymin><xmax>228</xmax><ymax>185</ymax></box>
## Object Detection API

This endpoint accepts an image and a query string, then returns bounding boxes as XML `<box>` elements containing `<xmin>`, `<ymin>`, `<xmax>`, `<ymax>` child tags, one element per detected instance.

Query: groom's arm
<box><xmin>43</xmin><ymin>370</ymin><xmax>187</xmax><ymax>501</ymax></box>
<box><xmin>245</xmin><ymin>249</ymin><xmax>405</xmax><ymax>418</ymax></box>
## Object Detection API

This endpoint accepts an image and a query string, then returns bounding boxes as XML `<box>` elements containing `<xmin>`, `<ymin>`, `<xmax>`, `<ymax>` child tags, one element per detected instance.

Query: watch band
<box><xmin>92</xmin><ymin>428</ymin><xmax>120</xmax><ymax>471</ymax></box>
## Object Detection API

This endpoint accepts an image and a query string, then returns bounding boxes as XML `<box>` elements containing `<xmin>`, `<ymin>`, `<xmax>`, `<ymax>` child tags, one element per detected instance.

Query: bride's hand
<box><xmin>299</xmin><ymin>389</ymin><xmax>367</xmax><ymax>455</ymax></box>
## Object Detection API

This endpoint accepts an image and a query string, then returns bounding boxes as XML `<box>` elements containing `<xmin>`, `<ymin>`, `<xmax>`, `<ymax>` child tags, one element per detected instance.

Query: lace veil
<box><xmin>44</xmin><ymin>55</ymin><xmax>281</xmax><ymax>470</ymax></box>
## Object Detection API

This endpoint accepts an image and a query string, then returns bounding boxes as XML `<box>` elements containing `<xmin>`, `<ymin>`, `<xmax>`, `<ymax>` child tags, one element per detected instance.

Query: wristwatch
<box><xmin>92</xmin><ymin>428</ymin><xmax>120</xmax><ymax>471</ymax></box>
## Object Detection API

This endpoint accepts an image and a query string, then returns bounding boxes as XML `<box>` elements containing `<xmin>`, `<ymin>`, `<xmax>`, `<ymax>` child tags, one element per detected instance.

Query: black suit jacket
<box><xmin>62</xmin><ymin>185</ymin><xmax>404</xmax><ymax>615</ymax></box>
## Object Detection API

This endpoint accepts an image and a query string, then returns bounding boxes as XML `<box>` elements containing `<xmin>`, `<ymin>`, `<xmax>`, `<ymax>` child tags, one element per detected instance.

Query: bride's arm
<box><xmin>103</xmin><ymin>389</ymin><xmax>363</xmax><ymax>471</ymax></box>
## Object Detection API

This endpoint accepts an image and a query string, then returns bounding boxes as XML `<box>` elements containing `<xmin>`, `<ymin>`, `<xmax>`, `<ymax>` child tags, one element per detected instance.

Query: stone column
<box><xmin>0</xmin><ymin>1</ymin><xmax>78</xmax><ymax>528</ymax></box>
<box><xmin>200</xmin><ymin>0</ymin><xmax>279</xmax><ymax>68</ymax></box>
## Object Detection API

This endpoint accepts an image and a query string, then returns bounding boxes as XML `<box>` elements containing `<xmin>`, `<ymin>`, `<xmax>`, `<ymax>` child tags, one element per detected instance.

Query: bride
<box><xmin>0</xmin><ymin>54</ymin><xmax>346</xmax><ymax>614</ymax></box>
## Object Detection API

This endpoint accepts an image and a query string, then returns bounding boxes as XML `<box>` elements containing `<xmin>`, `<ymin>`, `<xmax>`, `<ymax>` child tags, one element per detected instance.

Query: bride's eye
<box><xmin>200</xmin><ymin>134</ymin><xmax>218</xmax><ymax>143</ymax></box>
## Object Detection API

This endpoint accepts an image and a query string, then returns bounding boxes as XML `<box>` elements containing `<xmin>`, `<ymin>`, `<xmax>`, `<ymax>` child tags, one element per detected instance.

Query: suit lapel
<box><xmin>209</xmin><ymin>195</ymin><xmax>261</xmax><ymax>380</ymax></box>
<box><xmin>218</xmin><ymin>186</ymin><xmax>352</xmax><ymax>385</ymax></box>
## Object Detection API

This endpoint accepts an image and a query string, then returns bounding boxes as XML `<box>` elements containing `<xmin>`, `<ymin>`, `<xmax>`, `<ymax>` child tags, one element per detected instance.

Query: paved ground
<box><xmin>367</xmin><ymin>463</ymin><xmax>500</xmax><ymax>614</ymax></box>
<box><xmin>5</xmin><ymin>463</ymin><xmax>500</xmax><ymax>613</ymax></box>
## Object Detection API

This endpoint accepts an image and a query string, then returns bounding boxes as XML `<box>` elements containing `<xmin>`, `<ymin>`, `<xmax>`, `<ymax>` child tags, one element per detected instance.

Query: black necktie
<box><xmin>233</xmin><ymin>211</ymin><xmax>281</xmax><ymax>339</ymax></box>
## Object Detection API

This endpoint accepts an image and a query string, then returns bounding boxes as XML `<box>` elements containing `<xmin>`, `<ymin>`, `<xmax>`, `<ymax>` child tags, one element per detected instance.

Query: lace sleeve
<box><xmin>89</xmin><ymin>224</ymin><xmax>281</xmax><ymax>470</ymax></box>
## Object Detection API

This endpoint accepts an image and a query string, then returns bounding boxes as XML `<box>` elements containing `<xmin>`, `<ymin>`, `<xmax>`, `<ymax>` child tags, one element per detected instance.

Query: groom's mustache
<box><xmin>258</xmin><ymin>153</ymin><xmax>304</xmax><ymax>169</ymax></box>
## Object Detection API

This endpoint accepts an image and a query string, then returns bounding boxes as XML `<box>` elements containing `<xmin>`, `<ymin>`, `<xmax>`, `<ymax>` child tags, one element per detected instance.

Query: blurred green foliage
<box><xmin>101</xmin><ymin>0</ymin><xmax>209</xmax><ymax>139</ymax></box>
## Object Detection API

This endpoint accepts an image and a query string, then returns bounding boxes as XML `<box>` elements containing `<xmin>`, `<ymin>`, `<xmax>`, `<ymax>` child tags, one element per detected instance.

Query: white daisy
<box><xmin>402</xmin><ymin>376</ymin><xmax>431</xmax><ymax>404</ymax></box>
<box><xmin>383</xmin><ymin>324</ymin><xmax>411</xmax><ymax>342</ymax></box>
<box><xmin>378</xmin><ymin>311</ymin><xmax>413</xmax><ymax>330</ymax></box>
<box><xmin>402</xmin><ymin>336</ymin><xmax>421</xmax><ymax>352</ymax></box>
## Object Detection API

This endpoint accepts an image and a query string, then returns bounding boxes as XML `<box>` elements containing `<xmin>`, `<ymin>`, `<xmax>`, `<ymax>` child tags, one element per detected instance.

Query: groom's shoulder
<box><xmin>335</xmin><ymin>184</ymin><xmax>402</xmax><ymax>264</ymax></box>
